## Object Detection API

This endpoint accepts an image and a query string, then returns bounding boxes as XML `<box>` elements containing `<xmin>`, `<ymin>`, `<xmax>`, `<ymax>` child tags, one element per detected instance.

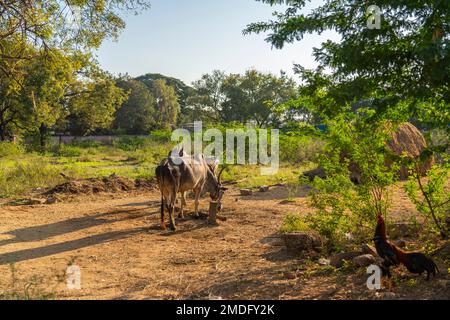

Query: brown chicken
<box><xmin>373</xmin><ymin>214</ymin><xmax>439</xmax><ymax>280</ymax></box>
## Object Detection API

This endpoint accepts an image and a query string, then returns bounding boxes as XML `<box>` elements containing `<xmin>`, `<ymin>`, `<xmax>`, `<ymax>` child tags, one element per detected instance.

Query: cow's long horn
<box><xmin>218</xmin><ymin>167</ymin><xmax>226</xmax><ymax>185</ymax></box>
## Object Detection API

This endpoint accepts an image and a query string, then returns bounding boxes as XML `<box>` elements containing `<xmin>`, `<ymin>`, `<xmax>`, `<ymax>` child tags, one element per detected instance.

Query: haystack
<box><xmin>350</xmin><ymin>122</ymin><xmax>434</xmax><ymax>181</ymax></box>
<box><xmin>304</xmin><ymin>122</ymin><xmax>434</xmax><ymax>182</ymax></box>
<box><xmin>384</xmin><ymin>122</ymin><xmax>434</xmax><ymax>179</ymax></box>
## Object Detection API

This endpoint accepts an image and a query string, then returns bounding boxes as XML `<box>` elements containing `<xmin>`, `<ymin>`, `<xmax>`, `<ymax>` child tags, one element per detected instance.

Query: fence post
<box><xmin>208</xmin><ymin>201</ymin><xmax>218</xmax><ymax>225</ymax></box>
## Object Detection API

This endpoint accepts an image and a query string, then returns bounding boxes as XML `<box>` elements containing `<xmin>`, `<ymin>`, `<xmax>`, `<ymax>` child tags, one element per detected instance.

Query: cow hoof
<box><xmin>170</xmin><ymin>225</ymin><xmax>177</xmax><ymax>231</ymax></box>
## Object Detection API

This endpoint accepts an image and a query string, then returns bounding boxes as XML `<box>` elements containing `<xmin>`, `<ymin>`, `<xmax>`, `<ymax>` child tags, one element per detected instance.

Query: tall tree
<box><xmin>67</xmin><ymin>75</ymin><xmax>127</xmax><ymax>136</ymax></box>
<box><xmin>135</xmin><ymin>73</ymin><xmax>194</xmax><ymax>115</ymax></box>
<box><xmin>151</xmin><ymin>79</ymin><xmax>180</xmax><ymax>130</ymax></box>
<box><xmin>223</xmin><ymin>70</ymin><xmax>298</xmax><ymax>127</ymax></box>
<box><xmin>188</xmin><ymin>70</ymin><xmax>298</xmax><ymax>127</ymax></box>
<box><xmin>0</xmin><ymin>0</ymin><xmax>149</xmax><ymax>141</ymax></box>
<box><xmin>245</xmin><ymin>0</ymin><xmax>450</xmax><ymax>127</ymax></box>
<box><xmin>113</xmin><ymin>78</ymin><xmax>156</xmax><ymax>134</ymax></box>
<box><xmin>187</xmin><ymin>70</ymin><xmax>228</xmax><ymax>123</ymax></box>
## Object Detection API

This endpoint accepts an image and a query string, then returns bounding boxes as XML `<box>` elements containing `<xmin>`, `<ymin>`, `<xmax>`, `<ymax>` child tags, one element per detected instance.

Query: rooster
<box><xmin>373</xmin><ymin>214</ymin><xmax>439</xmax><ymax>280</ymax></box>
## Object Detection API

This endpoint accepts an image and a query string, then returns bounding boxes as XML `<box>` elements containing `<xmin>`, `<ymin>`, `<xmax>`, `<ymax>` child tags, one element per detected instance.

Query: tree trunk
<box><xmin>0</xmin><ymin>123</ymin><xmax>6</xmax><ymax>141</ymax></box>
<box><xmin>39</xmin><ymin>123</ymin><xmax>48</xmax><ymax>149</ymax></box>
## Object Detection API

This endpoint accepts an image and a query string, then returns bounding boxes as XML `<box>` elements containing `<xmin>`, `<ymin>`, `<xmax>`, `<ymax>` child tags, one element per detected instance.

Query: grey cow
<box><xmin>155</xmin><ymin>150</ymin><xmax>227</xmax><ymax>231</ymax></box>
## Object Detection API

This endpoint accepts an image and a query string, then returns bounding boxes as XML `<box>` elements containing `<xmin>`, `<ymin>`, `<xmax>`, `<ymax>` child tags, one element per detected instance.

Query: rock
<box><xmin>45</xmin><ymin>197</ymin><xmax>58</xmax><ymax>205</ymax></box>
<box><xmin>437</xmin><ymin>241</ymin><xmax>450</xmax><ymax>257</ymax></box>
<box><xmin>283</xmin><ymin>271</ymin><xmax>297</xmax><ymax>280</ymax></box>
<box><xmin>344</xmin><ymin>232</ymin><xmax>354</xmax><ymax>241</ymax></box>
<box><xmin>388</xmin><ymin>222</ymin><xmax>419</xmax><ymax>238</ymax></box>
<box><xmin>330</xmin><ymin>251</ymin><xmax>362</xmax><ymax>268</ymax></box>
<box><xmin>393</xmin><ymin>239</ymin><xmax>406</xmax><ymax>248</ymax></box>
<box><xmin>261</xmin><ymin>236</ymin><xmax>285</xmax><ymax>247</ymax></box>
<box><xmin>318</xmin><ymin>258</ymin><xmax>330</xmax><ymax>266</ymax></box>
<box><xmin>240</xmin><ymin>189</ymin><xmax>253</xmax><ymax>196</ymax></box>
<box><xmin>303</xmin><ymin>168</ymin><xmax>326</xmax><ymax>182</ymax></box>
<box><xmin>283</xmin><ymin>231</ymin><xmax>323</xmax><ymax>252</ymax></box>
<box><xmin>352</xmin><ymin>254</ymin><xmax>377</xmax><ymax>268</ymax></box>
<box><xmin>208</xmin><ymin>294</ymin><xmax>223</xmax><ymax>300</ymax></box>
<box><xmin>27</xmin><ymin>199</ymin><xmax>45</xmax><ymax>205</ymax></box>
<box><xmin>361</xmin><ymin>244</ymin><xmax>378</xmax><ymax>257</ymax></box>
<box><xmin>383</xmin><ymin>292</ymin><xmax>396</xmax><ymax>299</ymax></box>
<box><xmin>259</xmin><ymin>185</ymin><xmax>270</xmax><ymax>192</ymax></box>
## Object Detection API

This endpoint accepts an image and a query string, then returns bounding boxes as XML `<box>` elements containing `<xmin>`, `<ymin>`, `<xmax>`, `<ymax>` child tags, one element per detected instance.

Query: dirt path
<box><xmin>0</xmin><ymin>186</ymin><xmax>448</xmax><ymax>300</ymax></box>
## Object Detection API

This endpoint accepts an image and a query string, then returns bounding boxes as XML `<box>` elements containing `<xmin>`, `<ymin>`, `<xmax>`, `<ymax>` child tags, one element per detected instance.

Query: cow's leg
<box><xmin>193</xmin><ymin>188</ymin><xmax>201</xmax><ymax>218</ymax></box>
<box><xmin>168</xmin><ymin>193</ymin><xmax>177</xmax><ymax>231</ymax></box>
<box><xmin>179</xmin><ymin>192</ymin><xmax>186</xmax><ymax>219</ymax></box>
<box><xmin>160</xmin><ymin>197</ymin><xmax>166</xmax><ymax>230</ymax></box>
<box><xmin>168</xmin><ymin>203</ymin><xmax>177</xmax><ymax>231</ymax></box>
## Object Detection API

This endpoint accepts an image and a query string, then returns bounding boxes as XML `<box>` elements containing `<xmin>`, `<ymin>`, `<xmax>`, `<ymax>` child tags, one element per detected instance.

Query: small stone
<box><xmin>388</xmin><ymin>222</ymin><xmax>419</xmax><ymax>238</ymax></box>
<box><xmin>284</xmin><ymin>271</ymin><xmax>297</xmax><ymax>280</ymax></box>
<box><xmin>361</xmin><ymin>244</ymin><xmax>378</xmax><ymax>257</ymax></box>
<box><xmin>383</xmin><ymin>292</ymin><xmax>396</xmax><ymax>299</ymax></box>
<box><xmin>283</xmin><ymin>231</ymin><xmax>323</xmax><ymax>252</ymax></box>
<box><xmin>330</xmin><ymin>251</ymin><xmax>362</xmax><ymax>268</ymax></box>
<box><xmin>259</xmin><ymin>185</ymin><xmax>270</xmax><ymax>192</ymax></box>
<box><xmin>303</xmin><ymin>168</ymin><xmax>326</xmax><ymax>181</ymax></box>
<box><xmin>393</xmin><ymin>239</ymin><xmax>406</xmax><ymax>248</ymax></box>
<box><xmin>240</xmin><ymin>189</ymin><xmax>253</xmax><ymax>196</ymax></box>
<box><xmin>208</xmin><ymin>294</ymin><xmax>223</xmax><ymax>300</ymax></box>
<box><xmin>45</xmin><ymin>197</ymin><xmax>58</xmax><ymax>205</ymax></box>
<box><xmin>352</xmin><ymin>254</ymin><xmax>376</xmax><ymax>268</ymax></box>
<box><xmin>437</xmin><ymin>241</ymin><xmax>450</xmax><ymax>257</ymax></box>
<box><xmin>27</xmin><ymin>199</ymin><xmax>45</xmax><ymax>205</ymax></box>
<box><xmin>318</xmin><ymin>258</ymin><xmax>330</xmax><ymax>266</ymax></box>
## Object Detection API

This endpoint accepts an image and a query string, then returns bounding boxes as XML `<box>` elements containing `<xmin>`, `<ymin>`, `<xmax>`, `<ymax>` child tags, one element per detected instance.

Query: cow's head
<box><xmin>210</xmin><ymin>167</ymin><xmax>228</xmax><ymax>211</ymax></box>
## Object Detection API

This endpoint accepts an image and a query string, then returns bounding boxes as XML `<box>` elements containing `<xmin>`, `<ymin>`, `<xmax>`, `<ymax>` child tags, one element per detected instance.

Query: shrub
<box><xmin>150</xmin><ymin>129</ymin><xmax>172</xmax><ymax>142</ymax></box>
<box><xmin>280</xmin><ymin>213</ymin><xmax>310</xmax><ymax>233</ymax></box>
<box><xmin>54</xmin><ymin>145</ymin><xmax>83</xmax><ymax>157</ymax></box>
<box><xmin>405</xmin><ymin>161</ymin><xmax>449</xmax><ymax>238</ymax></box>
<box><xmin>280</xmin><ymin>135</ymin><xmax>325</xmax><ymax>164</ymax></box>
<box><xmin>113</xmin><ymin>136</ymin><xmax>148</xmax><ymax>151</ymax></box>
<box><xmin>0</xmin><ymin>159</ymin><xmax>63</xmax><ymax>197</ymax></box>
<box><xmin>70</xmin><ymin>140</ymin><xmax>103</xmax><ymax>148</ymax></box>
<box><xmin>0</xmin><ymin>142</ymin><xmax>24</xmax><ymax>158</ymax></box>
<box><xmin>305</xmin><ymin>113</ymin><xmax>399</xmax><ymax>248</ymax></box>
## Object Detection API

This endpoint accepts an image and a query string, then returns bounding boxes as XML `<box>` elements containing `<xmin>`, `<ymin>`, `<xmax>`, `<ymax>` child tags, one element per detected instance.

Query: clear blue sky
<box><xmin>96</xmin><ymin>0</ymin><xmax>338</xmax><ymax>85</ymax></box>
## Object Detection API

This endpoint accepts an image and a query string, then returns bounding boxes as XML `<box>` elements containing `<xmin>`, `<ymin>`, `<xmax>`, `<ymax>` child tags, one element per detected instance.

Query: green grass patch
<box><xmin>280</xmin><ymin>212</ymin><xmax>310</xmax><ymax>233</ymax></box>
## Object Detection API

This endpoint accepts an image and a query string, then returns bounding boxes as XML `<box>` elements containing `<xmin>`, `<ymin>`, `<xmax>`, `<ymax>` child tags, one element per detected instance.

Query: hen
<box><xmin>373</xmin><ymin>214</ymin><xmax>439</xmax><ymax>280</ymax></box>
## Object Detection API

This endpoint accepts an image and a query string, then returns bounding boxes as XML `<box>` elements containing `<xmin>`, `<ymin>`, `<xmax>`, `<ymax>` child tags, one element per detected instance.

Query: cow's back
<box><xmin>171</xmin><ymin>154</ymin><xmax>208</xmax><ymax>193</ymax></box>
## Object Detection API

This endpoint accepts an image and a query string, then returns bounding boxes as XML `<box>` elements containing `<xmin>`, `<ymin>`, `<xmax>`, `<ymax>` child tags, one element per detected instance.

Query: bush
<box><xmin>150</xmin><ymin>129</ymin><xmax>172</xmax><ymax>142</ymax></box>
<box><xmin>0</xmin><ymin>142</ymin><xmax>24</xmax><ymax>158</ymax></box>
<box><xmin>405</xmin><ymin>161</ymin><xmax>450</xmax><ymax>238</ymax></box>
<box><xmin>53</xmin><ymin>145</ymin><xmax>83</xmax><ymax>157</ymax></box>
<box><xmin>304</xmin><ymin>114</ymin><xmax>400</xmax><ymax>248</ymax></box>
<box><xmin>280</xmin><ymin>213</ymin><xmax>310</xmax><ymax>233</ymax></box>
<box><xmin>70</xmin><ymin>140</ymin><xmax>103</xmax><ymax>148</ymax></box>
<box><xmin>113</xmin><ymin>136</ymin><xmax>148</xmax><ymax>151</ymax></box>
<box><xmin>280</xmin><ymin>135</ymin><xmax>325</xmax><ymax>164</ymax></box>
<box><xmin>0</xmin><ymin>159</ymin><xmax>63</xmax><ymax>197</ymax></box>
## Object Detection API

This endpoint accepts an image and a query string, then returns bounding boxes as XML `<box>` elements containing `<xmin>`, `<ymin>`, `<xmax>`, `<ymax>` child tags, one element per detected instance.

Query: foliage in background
<box><xmin>405</xmin><ymin>160</ymin><xmax>450</xmax><ymax>239</ymax></box>
<box><xmin>302</xmin><ymin>114</ymin><xmax>399</xmax><ymax>248</ymax></box>
<box><xmin>187</xmin><ymin>69</ymin><xmax>300</xmax><ymax>126</ymax></box>
<box><xmin>245</xmin><ymin>0</ymin><xmax>450</xmax><ymax>130</ymax></box>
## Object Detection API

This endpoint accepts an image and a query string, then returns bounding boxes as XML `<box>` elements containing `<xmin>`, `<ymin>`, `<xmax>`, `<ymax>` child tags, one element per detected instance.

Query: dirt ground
<box><xmin>0</xmin><ymin>185</ymin><xmax>448</xmax><ymax>300</ymax></box>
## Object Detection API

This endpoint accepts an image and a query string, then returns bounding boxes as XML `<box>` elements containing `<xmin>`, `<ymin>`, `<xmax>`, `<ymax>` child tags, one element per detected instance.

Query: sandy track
<box><xmin>0</xmin><ymin>187</ymin><xmax>311</xmax><ymax>299</ymax></box>
<box><xmin>0</xmin><ymin>186</ymin><xmax>448</xmax><ymax>300</ymax></box>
